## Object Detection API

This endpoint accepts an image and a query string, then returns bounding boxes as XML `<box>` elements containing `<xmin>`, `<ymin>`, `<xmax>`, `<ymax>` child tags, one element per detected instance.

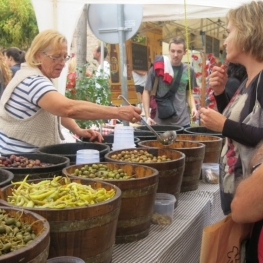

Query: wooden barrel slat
<box><xmin>137</xmin><ymin>141</ymin><xmax>205</xmax><ymax>192</ymax></box>
<box><xmin>49</xmin><ymin>207</ymin><xmax>120</xmax><ymax>232</ymax></box>
<box><xmin>121</xmin><ymin>183</ymin><xmax>158</xmax><ymax>198</ymax></box>
<box><xmin>117</xmin><ymin>214</ymin><xmax>152</xmax><ymax>228</ymax></box>
<box><xmin>63</xmin><ymin>162</ymin><xmax>159</xmax><ymax>244</ymax></box>
<box><xmin>177</xmin><ymin>134</ymin><xmax>223</xmax><ymax>163</ymax></box>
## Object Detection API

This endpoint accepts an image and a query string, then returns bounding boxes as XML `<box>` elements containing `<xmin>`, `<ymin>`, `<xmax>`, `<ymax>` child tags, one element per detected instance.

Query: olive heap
<box><xmin>109</xmin><ymin>150</ymin><xmax>171</xmax><ymax>163</ymax></box>
<box><xmin>0</xmin><ymin>209</ymin><xmax>38</xmax><ymax>255</ymax></box>
<box><xmin>0</xmin><ymin>154</ymin><xmax>52</xmax><ymax>168</ymax></box>
<box><xmin>7</xmin><ymin>175</ymin><xmax>116</xmax><ymax>208</ymax></box>
<box><xmin>73</xmin><ymin>163</ymin><xmax>135</xmax><ymax>180</ymax></box>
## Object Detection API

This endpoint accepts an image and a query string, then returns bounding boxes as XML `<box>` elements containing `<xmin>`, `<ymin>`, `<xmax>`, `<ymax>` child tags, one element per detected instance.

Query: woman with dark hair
<box><xmin>225</xmin><ymin>62</ymin><xmax>247</xmax><ymax>100</ymax></box>
<box><xmin>4</xmin><ymin>47</ymin><xmax>24</xmax><ymax>77</ymax></box>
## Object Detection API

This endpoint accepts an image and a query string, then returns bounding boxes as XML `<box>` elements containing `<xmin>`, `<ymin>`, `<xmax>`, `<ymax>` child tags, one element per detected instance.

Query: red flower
<box><xmin>191</xmin><ymin>54</ymin><xmax>199</xmax><ymax>61</ymax></box>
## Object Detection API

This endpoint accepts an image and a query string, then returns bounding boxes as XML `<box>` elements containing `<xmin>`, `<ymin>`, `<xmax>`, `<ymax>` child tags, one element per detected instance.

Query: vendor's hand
<box><xmin>117</xmin><ymin>105</ymin><xmax>142</xmax><ymax>124</ymax></box>
<box><xmin>199</xmin><ymin>107</ymin><xmax>226</xmax><ymax>132</ymax></box>
<box><xmin>76</xmin><ymin>128</ymin><xmax>103</xmax><ymax>142</ymax></box>
<box><xmin>209</xmin><ymin>65</ymin><xmax>228</xmax><ymax>96</ymax></box>
<box><xmin>146</xmin><ymin>117</ymin><xmax>156</xmax><ymax>125</ymax></box>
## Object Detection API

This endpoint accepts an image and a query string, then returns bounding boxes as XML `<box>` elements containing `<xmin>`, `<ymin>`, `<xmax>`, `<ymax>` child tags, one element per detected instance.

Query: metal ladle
<box><xmin>118</xmin><ymin>95</ymin><xmax>177</xmax><ymax>146</ymax></box>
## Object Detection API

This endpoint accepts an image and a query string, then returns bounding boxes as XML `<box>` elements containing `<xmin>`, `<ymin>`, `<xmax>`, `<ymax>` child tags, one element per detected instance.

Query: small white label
<box><xmin>125</xmin><ymin>20</ymin><xmax>135</xmax><ymax>27</ymax></box>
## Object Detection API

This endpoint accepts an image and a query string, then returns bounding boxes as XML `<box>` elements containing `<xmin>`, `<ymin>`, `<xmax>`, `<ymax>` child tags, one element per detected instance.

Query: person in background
<box><xmin>87</xmin><ymin>45</ymin><xmax>110</xmax><ymax>79</ymax></box>
<box><xmin>0</xmin><ymin>29</ymin><xmax>141</xmax><ymax>154</ymax></box>
<box><xmin>225</xmin><ymin>62</ymin><xmax>247</xmax><ymax>100</ymax></box>
<box><xmin>4</xmin><ymin>47</ymin><xmax>24</xmax><ymax>77</ymax></box>
<box><xmin>0</xmin><ymin>52</ymin><xmax>12</xmax><ymax>98</ymax></box>
<box><xmin>200</xmin><ymin>1</ymin><xmax>263</xmax><ymax>216</ymax></box>
<box><xmin>132</xmin><ymin>69</ymin><xmax>147</xmax><ymax>112</ymax></box>
<box><xmin>142</xmin><ymin>37</ymin><xmax>198</xmax><ymax>128</ymax></box>
<box><xmin>231</xmin><ymin>140</ymin><xmax>263</xmax><ymax>263</ymax></box>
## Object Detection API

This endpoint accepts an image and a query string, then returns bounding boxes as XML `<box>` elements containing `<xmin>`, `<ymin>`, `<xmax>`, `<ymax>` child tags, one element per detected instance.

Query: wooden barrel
<box><xmin>0</xmin><ymin>169</ymin><xmax>14</xmax><ymax>187</ymax></box>
<box><xmin>62</xmin><ymin>162</ymin><xmax>159</xmax><ymax>244</ymax></box>
<box><xmin>184</xmin><ymin>126</ymin><xmax>223</xmax><ymax>138</ymax></box>
<box><xmin>138</xmin><ymin>140</ymin><xmax>205</xmax><ymax>192</ymax></box>
<box><xmin>0</xmin><ymin>206</ymin><xmax>50</xmax><ymax>263</ymax></box>
<box><xmin>104</xmin><ymin>148</ymin><xmax>185</xmax><ymax>207</ymax></box>
<box><xmin>0</xmin><ymin>179</ymin><xmax>121</xmax><ymax>263</ymax></box>
<box><xmin>176</xmin><ymin>134</ymin><xmax>223</xmax><ymax>163</ymax></box>
<box><xmin>0</xmin><ymin>153</ymin><xmax>69</xmax><ymax>182</ymax></box>
<box><xmin>38</xmin><ymin>142</ymin><xmax>110</xmax><ymax>165</ymax></box>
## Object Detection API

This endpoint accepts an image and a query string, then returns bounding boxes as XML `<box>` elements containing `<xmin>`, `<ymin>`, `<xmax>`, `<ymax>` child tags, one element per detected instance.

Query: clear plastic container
<box><xmin>202</xmin><ymin>163</ymin><xmax>219</xmax><ymax>184</ymax></box>
<box><xmin>113</xmin><ymin>126</ymin><xmax>135</xmax><ymax>148</ymax></box>
<box><xmin>46</xmin><ymin>256</ymin><xmax>85</xmax><ymax>263</ymax></box>
<box><xmin>152</xmin><ymin>193</ymin><xmax>176</xmax><ymax>225</ymax></box>
<box><xmin>76</xmin><ymin>149</ymin><xmax>100</xmax><ymax>164</ymax></box>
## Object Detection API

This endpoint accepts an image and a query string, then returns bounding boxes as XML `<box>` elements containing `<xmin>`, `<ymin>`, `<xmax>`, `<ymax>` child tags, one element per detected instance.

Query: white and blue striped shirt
<box><xmin>0</xmin><ymin>75</ymin><xmax>56</xmax><ymax>154</ymax></box>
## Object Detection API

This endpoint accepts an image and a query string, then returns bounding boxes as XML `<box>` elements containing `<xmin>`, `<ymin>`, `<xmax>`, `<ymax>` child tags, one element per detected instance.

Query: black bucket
<box><xmin>1</xmin><ymin>153</ymin><xmax>70</xmax><ymax>182</ymax></box>
<box><xmin>184</xmin><ymin>126</ymin><xmax>223</xmax><ymax>138</ymax></box>
<box><xmin>38</xmin><ymin>142</ymin><xmax>110</xmax><ymax>165</ymax></box>
<box><xmin>135</xmin><ymin>125</ymin><xmax>184</xmax><ymax>134</ymax></box>
<box><xmin>83</xmin><ymin>134</ymin><xmax>140</xmax><ymax>148</ymax></box>
<box><xmin>133</xmin><ymin>130</ymin><xmax>158</xmax><ymax>141</ymax></box>
<box><xmin>0</xmin><ymin>169</ymin><xmax>14</xmax><ymax>187</ymax></box>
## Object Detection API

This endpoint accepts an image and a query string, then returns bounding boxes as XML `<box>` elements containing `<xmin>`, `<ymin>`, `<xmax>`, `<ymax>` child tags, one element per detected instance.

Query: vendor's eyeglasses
<box><xmin>42</xmin><ymin>52</ymin><xmax>71</xmax><ymax>63</ymax></box>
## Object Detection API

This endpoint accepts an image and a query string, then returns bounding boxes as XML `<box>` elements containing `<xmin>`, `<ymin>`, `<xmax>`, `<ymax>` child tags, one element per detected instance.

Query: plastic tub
<box><xmin>201</xmin><ymin>163</ymin><xmax>219</xmax><ymax>184</ymax></box>
<box><xmin>47</xmin><ymin>256</ymin><xmax>85</xmax><ymax>263</ymax></box>
<box><xmin>76</xmin><ymin>149</ymin><xmax>100</xmax><ymax>164</ymax></box>
<box><xmin>152</xmin><ymin>193</ymin><xmax>176</xmax><ymax>225</ymax></box>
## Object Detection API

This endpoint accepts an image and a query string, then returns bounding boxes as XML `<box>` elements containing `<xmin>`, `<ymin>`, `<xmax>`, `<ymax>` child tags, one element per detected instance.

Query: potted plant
<box><xmin>65</xmin><ymin>62</ymin><xmax>111</xmax><ymax>129</ymax></box>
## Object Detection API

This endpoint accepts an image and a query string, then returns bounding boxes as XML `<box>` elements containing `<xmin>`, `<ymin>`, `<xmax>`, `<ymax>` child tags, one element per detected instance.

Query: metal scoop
<box><xmin>118</xmin><ymin>95</ymin><xmax>177</xmax><ymax>145</ymax></box>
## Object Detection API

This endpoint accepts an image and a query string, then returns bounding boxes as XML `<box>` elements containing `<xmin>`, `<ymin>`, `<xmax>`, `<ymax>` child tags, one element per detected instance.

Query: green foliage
<box><xmin>132</xmin><ymin>33</ymin><xmax>147</xmax><ymax>44</ymax></box>
<box><xmin>65</xmin><ymin>63</ymin><xmax>111</xmax><ymax>129</ymax></box>
<box><xmin>0</xmin><ymin>0</ymin><xmax>38</xmax><ymax>49</ymax></box>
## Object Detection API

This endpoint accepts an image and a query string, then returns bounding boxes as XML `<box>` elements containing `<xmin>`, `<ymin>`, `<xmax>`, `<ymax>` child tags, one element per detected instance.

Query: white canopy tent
<box><xmin>30</xmin><ymin>0</ymin><xmax>252</xmax><ymax>93</ymax></box>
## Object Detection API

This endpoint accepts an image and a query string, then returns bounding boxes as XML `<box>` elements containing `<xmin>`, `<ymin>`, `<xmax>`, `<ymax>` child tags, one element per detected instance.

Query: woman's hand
<box><xmin>199</xmin><ymin>107</ymin><xmax>227</xmax><ymax>132</ymax></box>
<box><xmin>117</xmin><ymin>105</ymin><xmax>142</xmax><ymax>123</ymax></box>
<box><xmin>76</xmin><ymin>128</ymin><xmax>103</xmax><ymax>142</ymax></box>
<box><xmin>209</xmin><ymin>65</ymin><xmax>228</xmax><ymax>95</ymax></box>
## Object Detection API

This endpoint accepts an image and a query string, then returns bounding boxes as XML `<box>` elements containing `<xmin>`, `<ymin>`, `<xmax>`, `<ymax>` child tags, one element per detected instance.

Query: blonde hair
<box><xmin>25</xmin><ymin>29</ymin><xmax>67</xmax><ymax>67</ymax></box>
<box><xmin>227</xmin><ymin>1</ymin><xmax>263</xmax><ymax>61</ymax></box>
<box><xmin>0</xmin><ymin>52</ymin><xmax>12</xmax><ymax>86</ymax></box>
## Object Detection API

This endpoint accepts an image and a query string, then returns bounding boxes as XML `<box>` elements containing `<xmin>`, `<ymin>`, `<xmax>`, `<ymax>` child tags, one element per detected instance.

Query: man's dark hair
<box><xmin>169</xmin><ymin>37</ymin><xmax>186</xmax><ymax>50</ymax></box>
<box><xmin>97</xmin><ymin>46</ymin><xmax>108</xmax><ymax>59</ymax></box>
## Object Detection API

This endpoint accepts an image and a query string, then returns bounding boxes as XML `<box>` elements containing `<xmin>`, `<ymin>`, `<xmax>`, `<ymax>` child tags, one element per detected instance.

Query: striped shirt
<box><xmin>0</xmin><ymin>75</ymin><xmax>57</xmax><ymax>154</ymax></box>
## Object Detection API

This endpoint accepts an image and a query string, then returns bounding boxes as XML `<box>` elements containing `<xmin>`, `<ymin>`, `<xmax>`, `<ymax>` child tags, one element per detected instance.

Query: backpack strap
<box><xmin>150</xmin><ymin>76</ymin><xmax>158</xmax><ymax>96</ymax></box>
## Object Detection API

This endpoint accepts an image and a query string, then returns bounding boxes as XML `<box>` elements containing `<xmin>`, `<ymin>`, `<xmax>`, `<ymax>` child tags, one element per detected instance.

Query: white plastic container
<box><xmin>152</xmin><ymin>193</ymin><xmax>176</xmax><ymax>225</ymax></box>
<box><xmin>202</xmin><ymin>163</ymin><xmax>219</xmax><ymax>184</ymax></box>
<box><xmin>112</xmin><ymin>126</ymin><xmax>135</xmax><ymax>150</ymax></box>
<box><xmin>76</xmin><ymin>149</ymin><xmax>100</xmax><ymax>164</ymax></box>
